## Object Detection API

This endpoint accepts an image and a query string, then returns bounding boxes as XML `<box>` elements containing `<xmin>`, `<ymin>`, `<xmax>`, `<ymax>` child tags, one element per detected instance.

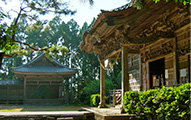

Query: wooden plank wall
<box><xmin>176</xmin><ymin>24</ymin><xmax>190</xmax><ymax>84</ymax></box>
<box><xmin>128</xmin><ymin>54</ymin><xmax>141</xmax><ymax>91</ymax></box>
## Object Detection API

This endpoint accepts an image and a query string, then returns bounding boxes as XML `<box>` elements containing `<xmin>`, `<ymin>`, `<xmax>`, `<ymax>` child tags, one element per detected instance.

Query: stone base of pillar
<box><xmin>120</xmin><ymin>108</ymin><xmax>126</xmax><ymax>114</ymax></box>
<box><xmin>98</xmin><ymin>102</ymin><xmax>107</xmax><ymax>108</ymax></box>
<box><xmin>120</xmin><ymin>105</ymin><xmax>126</xmax><ymax>114</ymax></box>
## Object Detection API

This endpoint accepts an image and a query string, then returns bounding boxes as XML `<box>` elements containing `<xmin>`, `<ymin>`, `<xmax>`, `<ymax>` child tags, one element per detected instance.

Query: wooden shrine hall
<box><xmin>0</xmin><ymin>53</ymin><xmax>77</xmax><ymax>104</ymax></box>
<box><xmin>80</xmin><ymin>0</ymin><xmax>190</xmax><ymax>108</ymax></box>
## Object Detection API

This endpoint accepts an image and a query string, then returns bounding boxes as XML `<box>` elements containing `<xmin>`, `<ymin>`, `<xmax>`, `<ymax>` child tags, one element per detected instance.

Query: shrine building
<box><xmin>80</xmin><ymin>0</ymin><xmax>190</xmax><ymax>108</ymax></box>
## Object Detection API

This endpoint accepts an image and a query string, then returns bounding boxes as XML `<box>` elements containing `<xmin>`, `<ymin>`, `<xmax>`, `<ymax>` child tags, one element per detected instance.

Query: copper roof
<box><xmin>11</xmin><ymin>53</ymin><xmax>77</xmax><ymax>74</ymax></box>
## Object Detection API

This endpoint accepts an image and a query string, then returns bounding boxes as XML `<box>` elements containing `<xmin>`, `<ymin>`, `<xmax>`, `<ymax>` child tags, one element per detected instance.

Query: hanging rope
<box><xmin>142</xmin><ymin>44</ymin><xmax>147</xmax><ymax>90</ymax></box>
<box><xmin>98</xmin><ymin>51</ymin><xmax>120</xmax><ymax>70</ymax></box>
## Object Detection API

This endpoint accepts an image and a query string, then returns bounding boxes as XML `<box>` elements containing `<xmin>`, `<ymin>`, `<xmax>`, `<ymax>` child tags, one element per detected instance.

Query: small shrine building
<box><xmin>0</xmin><ymin>53</ymin><xmax>77</xmax><ymax>104</ymax></box>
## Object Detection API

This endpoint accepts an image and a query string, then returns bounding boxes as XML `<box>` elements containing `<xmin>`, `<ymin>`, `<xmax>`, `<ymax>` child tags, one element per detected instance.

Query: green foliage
<box><xmin>116</xmin><ymin>71</ymin><xmax>122</xmax><ymax>87</ymax></box>
<box><xmin>90</xmin><ymin>94</ymin><xmax>109</xmax><ymax>107</ymax></box>
<box><xmin>131</xmin><ymin>0</ymin><xmax>143</xmax><ymax>9</ymax></box>
<box><xmin>90</xmin><ymin>94</ymin><xmax>100</xmax><ymax>107</ymax></box>
<box><xmin>130</xmin><ymin>0</ymin><xmax>191</xmax><ymax>10</ymax></box>
<box><xmin>0</xmin><ymin>15</ymin><xmax>101</xmax><ymax>105</ymax></box>
<box><xmin>0</xmin><ymin>19</ymin><xmax>18</xmax><ymax>55</ymax></box>
<box><xmin>153</xmin><ymin>0</ymin><xmax>191</xmax><ymax>5</ymax></box>
<box><xmin>0</xmin><ymin>0</ymin><xmax>76</xmax><ymax>66</ymax></box>
<box><xmin>80</xmin><ymin>79</ymin><xmax>118</xmax><ymax>104</ymax></box>
<box><xmin>123</xmin><ymin>83</ymin><xmax>191</xmax><ymax>119</ymax></box>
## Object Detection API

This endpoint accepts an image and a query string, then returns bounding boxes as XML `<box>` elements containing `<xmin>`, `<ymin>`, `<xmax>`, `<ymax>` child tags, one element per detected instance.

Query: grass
<box><xmin>0</xmin><ymin>104</ymin><xmax>85</xmax><ymax>112</ymax></box>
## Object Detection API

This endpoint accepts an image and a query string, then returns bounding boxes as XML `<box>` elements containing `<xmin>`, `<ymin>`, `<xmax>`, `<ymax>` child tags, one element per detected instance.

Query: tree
<box><xmin>80</xmin><ymin>79</ymin><xmax>118</xmax><ymax>104</ymax></box>
<box><xmin>0</xmin><ymin>0</ymin><xmax>76</xmax><ymax>68</ymax></box>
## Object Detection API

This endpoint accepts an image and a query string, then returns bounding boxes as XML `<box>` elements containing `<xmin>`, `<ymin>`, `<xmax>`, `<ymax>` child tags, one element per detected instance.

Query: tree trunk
<box><xmin>0</xmin><ymin>52</ymin><xmax>5</xmax><ymax>68</ymax></box>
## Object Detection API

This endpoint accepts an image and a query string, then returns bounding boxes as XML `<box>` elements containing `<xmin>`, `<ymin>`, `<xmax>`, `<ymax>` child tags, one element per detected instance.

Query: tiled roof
<box><xmin>101</xmin><ymin>3</ymin><xmax>131</xmax><ymax>13</ymax></box>
<box><xmin>0</xmin><ymin>79</ymin><xmax>23</xmax><ymax>85</ymax></box>
<box><xmin>11</xmin><ymin>53</ymin><xmax>77</xmax><ymax>74</ymax></box>
<box><xmin>12</xmin><ymin>66</ymin><xmax>77</xmax><ymax>73</ymax></box>
<box><xmin>87</xmin><ymin>2</ymin><xmax>131</xmax><ymax>35</ymax></box>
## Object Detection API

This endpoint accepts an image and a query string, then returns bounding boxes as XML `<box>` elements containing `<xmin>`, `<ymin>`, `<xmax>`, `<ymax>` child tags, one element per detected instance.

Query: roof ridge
<box><xmin>23</xmin><ymin>52</ymin><xmax>44</xmax><ymax>67</ymax></box>
<box><xmin>11</xmin><ymin>53</ymin><xmax>78</xmax><ymax>74</ymax></box>
<box><xmin>101</xmin><ymin>2</ymin><xmax>131</xmax><ymax>13</ymax></box>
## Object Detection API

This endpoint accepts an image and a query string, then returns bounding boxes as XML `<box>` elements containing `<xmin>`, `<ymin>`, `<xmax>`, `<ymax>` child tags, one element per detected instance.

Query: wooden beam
<box><xmin>98</xmin><ymin>60</ymin><xmax>107</xmax><ymax>108</ymax></box>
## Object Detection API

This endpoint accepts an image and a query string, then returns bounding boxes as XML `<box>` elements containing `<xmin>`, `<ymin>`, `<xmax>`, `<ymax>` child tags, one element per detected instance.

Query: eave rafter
<box><xmin>80</xmin><ymin>0</ymin><xmax>190</xmax><ymax>61</ymax></box>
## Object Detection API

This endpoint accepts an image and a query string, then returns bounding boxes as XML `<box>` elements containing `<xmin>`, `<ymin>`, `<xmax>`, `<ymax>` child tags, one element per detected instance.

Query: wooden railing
<box><xmin>109</xmin><ymin>89</ymin><xmax>122</xmax><ymax>106</ymax></box>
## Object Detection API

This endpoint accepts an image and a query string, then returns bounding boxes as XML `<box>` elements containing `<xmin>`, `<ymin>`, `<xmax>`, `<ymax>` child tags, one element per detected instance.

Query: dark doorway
<box><xmin>149</xmin><ymin>58</ymin><xmax>165</xmax><ymax>89</ymax></box>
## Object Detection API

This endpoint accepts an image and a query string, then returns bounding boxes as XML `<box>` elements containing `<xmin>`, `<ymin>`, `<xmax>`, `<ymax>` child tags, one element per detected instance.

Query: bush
<box><xmin>90</xmin><ymin>94</ymin><xmax>109</xmax><ymax>107</ymax></box>
<box><xmin>123</xmin><ymin>83</ymin><xmax>191</xmax><ymax>120</ymax></box>
<box><xmin>90</xmin><ymin>94</ymin><xmax>100</xmax><ymax>107</ymax></box>
<box><xmin>80</xmin><ymin>79</ymin><xmax>118</xmax><ymax>105</ymax></box>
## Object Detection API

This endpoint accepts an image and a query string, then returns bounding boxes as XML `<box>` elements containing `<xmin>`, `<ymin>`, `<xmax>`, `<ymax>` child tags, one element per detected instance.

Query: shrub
<box><xmin>90</xmin><ymin>94</ymin><xmax>100</xmax><ymax>107</ymax></box>
<box><xmin>123</xmin><ymin>83</ymin><xmax>191</xmax><ymax>120</ymax></box>
<box><xmin>90</xmin><ymin>94</ymin><xmax>109</xmax><ymax>107</ymax></box>
<box><xmin>123</xmin><ymin>91</ymin><xmax>140</xmax><ymax>114</ymax></box>
<box><xmin>80</xmin><ymin>79</ymin><xmax>118</xmax><ymax>105</ymax></box>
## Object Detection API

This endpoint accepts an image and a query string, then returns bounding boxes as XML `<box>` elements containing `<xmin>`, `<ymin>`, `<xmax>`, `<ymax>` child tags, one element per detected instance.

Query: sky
<box><xmin>66</xmin><ymin>0</ymin><xmax>128</xmax><ymax>27</ymax></box>
<box><xmin>0</xmin><ymin>0</ymin><xmax>128</xmax><ymax>27</ymax></box>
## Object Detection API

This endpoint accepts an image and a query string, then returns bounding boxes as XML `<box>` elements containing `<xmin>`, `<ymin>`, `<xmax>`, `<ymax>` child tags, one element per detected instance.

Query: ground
<box><xmin>0</xmin><ymin>105</ymin><xmax>85</xmax><ymax>112</ymax></box>
<box><xmin>0</xmin><ymin>105</ymin><xmax>133</xmax><ymax>120</ymax></box>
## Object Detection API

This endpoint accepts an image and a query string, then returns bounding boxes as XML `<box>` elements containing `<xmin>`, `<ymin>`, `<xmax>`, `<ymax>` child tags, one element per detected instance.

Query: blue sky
<box><xmin>0</xmin><ymin>0</ymin><xmax>128</xmax><ymax>27</ymax></box>
<box><xmin>66</xmin><ymin>0</ymin><xmax>128</xmax><ymax>26</ymax></box>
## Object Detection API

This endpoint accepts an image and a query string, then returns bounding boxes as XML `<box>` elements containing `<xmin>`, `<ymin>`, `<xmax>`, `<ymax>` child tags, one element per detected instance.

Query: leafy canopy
<box><xmin>0</xmin><ymin>0</ymin><xmax>76</xmax><ymax>67</ymax></box>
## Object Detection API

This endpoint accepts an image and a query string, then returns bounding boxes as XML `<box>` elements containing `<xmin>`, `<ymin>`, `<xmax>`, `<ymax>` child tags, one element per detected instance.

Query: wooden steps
<box><xmin>82</xmin><ymin>107</ymin><xmax>135</xmax><ymax>120</ymax></box>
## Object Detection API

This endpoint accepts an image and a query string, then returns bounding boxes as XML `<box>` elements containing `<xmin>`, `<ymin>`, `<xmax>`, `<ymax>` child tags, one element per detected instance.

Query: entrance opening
<box><xmin>149</xmin><ymin>58</ymin><xmax>165</xmax><ymax>89</ymax></box>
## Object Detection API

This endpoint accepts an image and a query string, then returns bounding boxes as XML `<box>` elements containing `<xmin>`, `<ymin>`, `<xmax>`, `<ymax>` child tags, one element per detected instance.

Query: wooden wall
<box><xmin>165</xmin><ymin>54</ymin><xmax>175</xmax><ymax>85</ymax></box>
<box><xmin>0</xmin><ymin>85</ymin><xmax>23</xmax><ymax>104</ymax></box>
<box><xmin>139</xmin><ymin>23</ymin><xmax>190</xmax><ymax>90</ymax></box>
<box><xmin>176</xmin><ymin>24</ymin><xmax>190</xmax><ymax>84</ymax></box>
<box><xmin>26</xmin><ymin>85</ymin><xmax>59</xmax><ymax>99</ymax></box>
<box><xmin>128</xmin><ymin>54</ymin><xmax>141</xmax><ymax>91</ymax></box>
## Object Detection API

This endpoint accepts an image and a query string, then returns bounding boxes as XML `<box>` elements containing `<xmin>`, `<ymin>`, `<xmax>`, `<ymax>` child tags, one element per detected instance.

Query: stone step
<box><xmin>0</xmin><ymin>111</ymin><xmax>94</xmax><ymax>120</ymax></box>
<box><xmin>57</xmin><ymin>117</ymin><xmax>73</xmax><ymax>120</ymax></box>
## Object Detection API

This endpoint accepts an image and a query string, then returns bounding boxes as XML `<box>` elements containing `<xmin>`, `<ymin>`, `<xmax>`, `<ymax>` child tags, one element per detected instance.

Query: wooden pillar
<box><xmin>188</xmin><ymin>55</ymin><xmax>190</xmax><ymax>83</ymax></box>
<box><xmin>173</xmin><ymin>37</ymin><xmax>179</xmax><ymax>84</ymax></box>
<box><xmin>70</xmin><ymin>78</ymin><xmax>73</xmax><ymax>103</ymax></box>
<box><xmin>140</xmin><ymin>54</ymin><xmax>143</xmax><ymax>91</ymax></box>
<box><xmin>7</xmin><ymin>85</ymin><xmax>9</xmax><ymax>99</ymax></box>
<box><xmin>121</xmin><ymin>45</ymin><xmax>129</xmax><ymax>112</ymax></box>
<box><xmin>98</xmin><ymin>60</ymin><xmax>107</xmax><ymax>108</ymax></box>
<box><xmin>24</xmin><ymin>78</ymin><xmax>26</xmax><ymax>100</ymax></box>
<box><xmin>66</xmin><ymin>79</ymin><xmax>69</xmax><ymax>104</ymax></box>
<box><xmin>113</xmin><ymin>89</ymin><xmax>116</xmax><ymax>106</ymax></box>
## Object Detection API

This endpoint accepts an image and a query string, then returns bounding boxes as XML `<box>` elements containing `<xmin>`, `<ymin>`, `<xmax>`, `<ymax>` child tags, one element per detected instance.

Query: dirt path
<box><xmin>0</xmin><ymin>105</ymin><xmax>87</xmax><ymax>112</ymax></box>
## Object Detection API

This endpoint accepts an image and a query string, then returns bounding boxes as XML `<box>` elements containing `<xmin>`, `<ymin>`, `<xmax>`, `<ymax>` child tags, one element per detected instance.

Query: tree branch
<box><xmin>4</xmin><ymin>54</ymin><xmax>13</xmax><ymax>58</ymax></box>
<box><xmin>13</xmin><ymin>40</ymin><xmax>51</xmax><ymax>51</ymax></box>
<box><xmin>11</xmin><ymin>7</ymin><xmax>23</xmax><ymax>41</ymax></box>
<box><xmin>0</xmin><ymin>52</ymin><xmax>5</xmax><ymax>68</ymax></box>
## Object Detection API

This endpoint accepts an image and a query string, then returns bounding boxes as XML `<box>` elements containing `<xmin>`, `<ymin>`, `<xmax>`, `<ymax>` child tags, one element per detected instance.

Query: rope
<box><xmin>112</xmin><ymin>52</ymin><xmax>120</xmax><ymax>66</ymax></box>
<box><xmin>98</xmin><ymin>51</ymin><xmax>120</xmax><ymax>70</ymax></box>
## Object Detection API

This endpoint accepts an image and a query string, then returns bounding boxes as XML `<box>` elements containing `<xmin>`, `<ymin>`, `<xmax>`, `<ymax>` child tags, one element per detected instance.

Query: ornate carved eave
<box><xmin>80</xmin><ymin>0</ymin><xmax>190</xmax><ymax>61</ymax></box>
<box><xmin>104</xmin><ymin>1</ymin><xmax>189</xmax><ymax>38</ymax></box>
<box><xmin>140</xmin><ymin>38</ymin><xmax>174</xmax><ymax>62</ymax></box>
